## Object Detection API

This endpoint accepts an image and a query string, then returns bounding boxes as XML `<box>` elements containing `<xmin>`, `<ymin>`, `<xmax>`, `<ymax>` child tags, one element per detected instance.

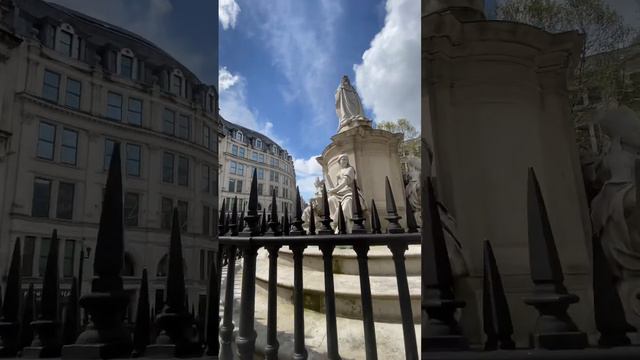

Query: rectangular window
<box><xmin>128</xmin><ymin>98</ymin><xmax>142</xmax><ymax>126</ymax></box>
<box><xmin>63</xmin><ymin>239</ymin><xmax>75</xmax><ymax>277</ymax></box>
<box><xmin>178</xmin><ymin>114</ymin><xmax>190</xmax><ymax>140</ymax></box>
<box><xmin>172</xmin><ymin>74</ymin><xmax>182</xmax><ymax>96</ymax></box>
<box><xmin>161</xmin><ymin>197</ymin><xmax>173</xmax><ymax>230</ymax></box>
<box><xmin>257</xmin><ymin>168</ymin><xmax>264</xmax><ymax>180</ymax></box>
<box><xmin>202</xmin><ymin>165</ymin><xmax>210</xmax><ymax>193</ymax></box>
<box><xmin>125</xmin><ymin>192</ymin><xmax>139</xmax><ymax>226</ymax></box>
<box><xmin>270</xmin><ymin>171</ymin><xmax>274</xmax><ymax>182</ymax></box>
<box><xmin>203</xmin><ymin>125</ymin><xmax>211</xmax><ymax>149</ymax></box>
<box><xmin>259</xmin><ymin>153</ymin><xmax>265</xmax><ymax>163</ymax></box>
<box><xmin>275</xmin><ymin>186</ymin><xmax>279</xmax><ymax>197</ymax></box>
<box><xmin>37</xmin><ymin>122</ymin><xmax>56</xmax><ymax>160</ymax></box>
<box><xmin>257</xmin><ymin>183</ymin><xmax>263</xmax><ymax>196</ymax></box>
<box><xmin>126</xmin><ymin>144</ymin><xmax>141</xmax><ymax>177</ymax></box>
<box><xmin>202</xmin><ymin>205</ymin><xmax>210</xmax><ymax>235</ymax></box>
<box><xmin>230</xmin><ymin>161</ymin><xmax>237</xmax><ymax>175</ymax></box>
<box><xmin>42</xmin><ymin>70</ymin><xmax>60</xmax><ymax>102</ymax></box>
<box><xmin>228</xmin><ymin>179</ymin><xmax>235</xmax><ymax>193</ymax></box>
<box><xmin>58</xmin><ymin>30</ymin><xmax>72</xmax><ymax>56</ymax></box>
<box><xmin>32</xmin><ymin>178</ymin><xmax>51</xmax><ymax>217</ymax></box>
<box><xmin>163</xmin><ymin>108</ymin><xmax>175</xmax><ymax>135</ymax></box>
<box><xmin>199</xmin><ymin>249</ymin><xmax>206</xmax><ymax>280</ymax></box>
<box><xmin>56</xmin><ymin>182</ymin><xmax>74</xmax><ymax>220</ymax></box>
<box><xmin>60</xmin><ymin>128</ymin><xmax>77</xmax><ymax>165</ymax></box>
<box><xmin>39</xmin><ymin>237</ymin><xmax>51</xmax><ymax>276</ymax></box>
<box><xmin>239</xmin><ymin>147</ymin><xmax>246</xmax><ymax>158</ymax></box>
<box><xmin>104</xmin><ymin>139</ymin><xmax>120</xmax><ymax>170</ymax></box>
<box><xmin>178</xmin><ymin>200</ymin><xmax>188</xmax><ymax>232</ymax></box>
<box><xmin>65</xmin><ymin>78</ymin><xmax>81</xmax><ymax>109</ymax></box>
<box><xmin>231</xmin><ymin>144</ymin><xmax>238</xmax><ymax>156</ymax></box>
<box><xmin>121</xmin><ymin>55</ymin><xmax>134</xmax><ymax>79</ymax></box>
<box><xmin>22</xmin><ymin>236</ymin><xmax>36</xmax><ymax>276</ymax></box>
<box><xmin>236</xmin><ymin>180</ymin><xmax>243</xmax><ymax>193</ymax></box>
<box><xmin>162</xmin><ymin>152</ymin><xmax>174</xmax><ymax>183</ymax></box>
<box><xmin>274</xmin><ymin>172</ymin><xmax>279</xmax><ymax>183</ymax></box>
<box><xmin>237</xmin><ymin>163</ymin><xmax>244</xmax><ymax>177</ymax></box>
<box><xmin>106</xmin><ymin>92</ymin><xmax>122</xmax><ymax>121</ymax></box>
<box><xmin>251</xmin><ymin>152</ymin><xmax>258</xmax><ymax>161</ymax></box>
<box><xmin>178</xmin><ymin>156</ymin><xmax>189</xmax><ymax>186</ymax></box>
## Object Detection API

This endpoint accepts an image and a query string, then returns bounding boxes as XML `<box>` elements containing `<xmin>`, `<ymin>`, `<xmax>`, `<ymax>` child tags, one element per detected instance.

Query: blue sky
<box><xmin>219</xmin><ymin>0</ymin><xmax>421</xmax><ymax>200</ymax></box>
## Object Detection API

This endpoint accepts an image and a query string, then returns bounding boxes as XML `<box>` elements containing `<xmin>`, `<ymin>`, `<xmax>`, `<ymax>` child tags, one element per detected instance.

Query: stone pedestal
<box><xmin>316</xmin><ymin>124</ymin><xmax>406</xmax><ymax>231</ymax></box>
<box><xmin>423</xmin><ymin>8</ymin><xmax>593</xmax><ymax>345</ymax></box>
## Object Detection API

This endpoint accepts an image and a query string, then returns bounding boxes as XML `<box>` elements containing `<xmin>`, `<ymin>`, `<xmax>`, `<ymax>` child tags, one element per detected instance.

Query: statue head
<box><xmin>338</xmin><ymin>154</ymin><xmax>350</xmax><ymax>168</ymax></box>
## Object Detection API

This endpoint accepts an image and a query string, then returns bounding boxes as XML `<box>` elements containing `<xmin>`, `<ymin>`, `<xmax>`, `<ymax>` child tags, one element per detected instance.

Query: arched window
<box><xmin>235</xmin><ymin>131</ymin><xmax>243</xmax><ymax>142</ymax></box>
<box><xmin>56</xmin><ymin>23</ymin><xmax>77</xmax><ymax>58</ymax></box>
<box><xmin>118</xmin><ymin>48</ymin><xmax>136</xmax><ymax>80</ymax></box>
<box><xmin>156</xmin><ymin>254</ymin><xmax>187</xmax><ymax>277</ymax></box>
<box><xmin>171</xmin><ymin>69</ymin><xmax>184</xmax><ymax>96</ymax></box>
<box><xmin>122</xmin><ymin>252</ymin><xmax>135</xmax><ymax>277</ymax></box>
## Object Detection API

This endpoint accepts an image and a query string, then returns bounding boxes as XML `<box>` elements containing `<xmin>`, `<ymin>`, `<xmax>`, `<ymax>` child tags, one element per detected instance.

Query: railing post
<box><xmin>319</xmin><ymin>244</ymin><xmax>341</xmax><ymax>360</ymax></box>
<box><xmin>62</xmin><ymin>278</ymin><xmax>80</xmax><ymax>346</ymax></box>
<box><xmin>0</xmin><ymin>238</ymin><xmax>21</xmax><ymax>357</ymax></box>
<box><xmin>132</xmin><ymin>269</ymin><xmax>150</xmax><ymax>357</ymax></box>
<box><xmin>219</xmin><ymin>245</ymin><xmax>237</xmax><ymax>360</ymax></box>
<box><xmin>290</xmin><ymin>244</ymin><xmax>308</xmax><ymax>360</ymax></box>
<box><xmin>389</xmin><ymin>242</ymin><xmax>417</xmax><ymax>359</ymax></box>
<box><xmin>482</xmin><ymin>240</ymin><xmax>515</xmax><ymax>350</ymax></box>
<box><xmin>353</xmin><ymin>240</ymin><xmax>377</xmax><ymax>360</ymax></box>
<box><xmin>264</xmin><ymin>245</ymin><xmax>281</xmax><ymax>359</ymax></box>
<box><xmin>205</xmin><ymin>246</ymin><xmax>221</xmax><ymax>357</ymax></box>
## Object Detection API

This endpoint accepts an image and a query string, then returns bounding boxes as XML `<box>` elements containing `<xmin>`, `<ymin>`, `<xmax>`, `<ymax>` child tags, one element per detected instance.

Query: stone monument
<box><xmin>424</xmin><ymin>0</ymin><xmax>594</xmax><ymax>345</ymax></box>
<box><xmin>316</xmin><ymin>75</ymin><xmax>406</xmax><ymax>232</ymax></box>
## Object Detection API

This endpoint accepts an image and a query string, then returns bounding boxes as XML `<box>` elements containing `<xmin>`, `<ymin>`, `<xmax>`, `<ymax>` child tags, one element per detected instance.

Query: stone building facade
<box><xmin>218</xmin><ymin>117</ymin><xmax>296</xmax><ymax>221</ymax></box>
<box><xmin>0</xmin><ymin>0</ymin><xmax>220</xmax><ymax>322</ymax></box>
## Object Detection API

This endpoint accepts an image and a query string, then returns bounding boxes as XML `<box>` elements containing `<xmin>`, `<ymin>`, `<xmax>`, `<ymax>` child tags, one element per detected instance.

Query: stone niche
<box><xmin>316</xmin><ymin>125</ymin><xmax>406</xmax><ymax>231</ymax></box>
<box><xmin>423</xmin><ymin>9</ymin><xmax>594</xmax><ymax>345</ymax></box>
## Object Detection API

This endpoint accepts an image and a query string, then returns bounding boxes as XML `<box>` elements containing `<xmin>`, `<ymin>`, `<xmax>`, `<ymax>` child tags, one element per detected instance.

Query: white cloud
<box><xmin>219</xmin><ymin>0</ymin><xmax>241</xmax><ymax>30</ymax></box>
<box><xmin>293</xmin><ymin>155</ymin><xmax>323</xmax><ymax>200</ymax></box>
<box><xmin>47</xmin><ymin>0</ymin><xmax>215</xmax><ymax>84</ymax></box>
<box><xmin>353</xmin><ymin>0</ymin><xmax>421</xmax><ymax>130</ymax></box>
<box><xmin>219</xmin><ymin>67</ymin><xmax>287</xmax><ymax>147</ymax></box>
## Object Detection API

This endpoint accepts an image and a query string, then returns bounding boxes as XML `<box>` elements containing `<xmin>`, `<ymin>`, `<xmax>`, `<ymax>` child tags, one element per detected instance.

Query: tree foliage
<box><xmin>377</xmin><ymin>118</ymin><xmax>420</xmax><ymax>157</ymax></box>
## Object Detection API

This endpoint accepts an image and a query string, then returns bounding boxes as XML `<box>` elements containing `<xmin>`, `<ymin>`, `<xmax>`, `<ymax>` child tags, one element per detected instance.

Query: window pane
<box><xmin>163</xmin><ymin>109</ymin><xmax>175</xmax><ymax>135</ymax></box>
<box><xmin>60</xmin><ymin>128</ymin><xmax>77</xmax><ymax>165</ymax></box>
<box><xmin>43</xmin><ymin>70</ymin><xmax>60</xmax><ymax>102</ymax></box>
<box><xmin>172</xmin><ymin>74</ymin><xmax>181</xmax><ymax>95</ymax></box>
<box><xmin>63</xmin><ymin>239</ymin><xmax>75</xmax><ymax>277</ymax></box>
<box><xmin>202</xmin><ymin>205</ymin><xmax>210</xmax><ymax>235</ymax></box>
<box><xmin>126</xmin><ymin>144</ymin><xmax>141</xmax><ymax>177</ymax></box>
<box><xmin>21</xmin><ymin>236</ymin><xmax>36</xmax><ymax>276</ymax></box>
<box><xmin>228</xmin><ymin>179</ymin><xmax>235</xmax><ymax>193</ymax></box>
<box><xmin>237</xmin><ymin>180</ymin><xmax>243</xmax><ymax>193</ymax></box>
<box><xmin>127</xmin><ymin>98</ymin><xmax>142</xmax><ymax>126</ymax></box>
<box><xmin>239</xmin><ymin>147</ymin><xmax>245</xmax><ymax>157</ymax></box>
<box><xmin>178</xmin><ymin>115</ymin><xmax>190</xmax><ymax>139</ymax></box>
<box><xmin>121</xmin><ymin>55</ymin><xmax>133</xmax><ymax>79</ymax></box>
<box><xmin>65</xmin><ymin>78</ymin><xmax>81</xmax><ymax>109</ymax></box>
<box><xmin>178</xmin><ymin>200</ymin><xmax>188</xmax><ymax>232</ymax></box>
<box><xmin>37</xmin><ymin>122</ymin><xmax>56</xmax><ymax>160</ymax></box>
<box><xmin>39</xmin><ymin>238</ymin><xmax>51</xmax><ymax>276</ymax></box>
<box><xmin>163</xmin><ymin>152</ymin><xmax>174</xmax><ymax>183</ymax></box>
<box><xmin>106</xmin><ymin>92</ymin><xmax>122</xmax><ymax>120</ymax></box>
<box><xmin>161</xmin><ymin>198</ymin><xmax>173</xmax><ymax>229</ymax></box>
<box><xmin>56</xmin><ymin>182</ymin><xmax>74</xmax><ymax>219</ymax></box>
<box><xmin>125</xmin><ymin>192</ymin><xmax>139</xmax><ymax>226</ymax></box>
<box><xmin>203</xmin><ymin>125</ymin><xmax>211</xmax><ymax>149</ymax></box>
<box><xmin>237</xmin><ymin>164</ymin><xmax>244</xmax><ymax>176</ymax></box>
<box><xmin>32</xmin><ymin>178</ymin><xmax>51</xmax><ymax>217</ymax></box>
<box><xmin>104</xmin><ymin>139</ymin><xmax>120</xmax><ymax>170</ymax></box>
<box><xmin>58</xmin><ymin>30</ymin><xmax>72</xmax><ymax>56</ymax></box>
<box><xmin>178</xmin><ymin>156</ymin><xmax>189</xmax><ymax>186</ymax></box>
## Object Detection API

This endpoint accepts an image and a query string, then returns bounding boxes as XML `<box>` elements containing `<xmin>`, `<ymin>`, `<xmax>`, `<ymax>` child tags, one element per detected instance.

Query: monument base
<box><xmin>21</xmin><ymin>346</ymin><xmax>61</xmax><ymax>358</ymax></box>
<box><xmin>530</xmin><ymin>332</ymin><xmax>588</xmax><ymax>350</ymax></box>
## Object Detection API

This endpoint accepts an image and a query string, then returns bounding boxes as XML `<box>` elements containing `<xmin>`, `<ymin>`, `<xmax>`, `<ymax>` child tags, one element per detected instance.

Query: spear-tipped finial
<box><xmin>205</xmin><ymin>248</ymin><xmax>220</xmax><ymax>356</ymax></box>
<box><xmin>291</xmin><ymin>187</ymin><xmax>306</xmax><ymax>235</ymax></box>
<box><xmin>350</xmin><ymin>179</ymin><xmax>366</xmax><ymax>234</ymax></box>
<box><xmin>337</xmin><ymin>202</ymin><xmax>347</xmax><ymax>235</ymax></box>
<box><xmin>240</xmin><ymin>168</ymin><xmax>260</xmax><ymax>236</ymax></box>
<box><xmin>19</xmin><ymin>283</ymin><xmax>35</xmax><ymax>350</ymax></box>
<box><xmin>405</xmin><ymin>196</ymin><xmax>419</xmax><ymax>233</ymax></box>
<box><xmin>308</xmin><ymin>202</ymin><xmax>316</xmax><ymax>235</ymax></box>
<box><xmin>218</xmin><ymin>199</ymin><xmax>227</xmax><ymax>236</ymax></box>
<box><xmin>283</xmin><ymin>206</ymin><xmax>290</xmax><ymax>236</ymax></box>
<box><xmin>165</xmin><ymin>208</ymin><xmax>186</xmax><ymax>313</ymax></box>
<box><xmin>41</xmin><ymin>229</ymin><xmax>60</xmax><ymax>321</ymax></box>
<box><xmin>62</xmin><ymin>278</ymin><xmax>79</xmax><ymax>345</ymax></box>
<box><xmin>482</xmin><ymin>240</ymin><xmax>515</xmax><ymax>350</ymax></box>
<box><xmin>384</xmin><ymin>177</ymin><xmax>404</xmax><ymax>233</ymax></box>
<box><xmin>371</xmin><ymin>200</ymin><xmax>382</xmax><ymax>234</ymax></box>
<box><xmin>318</xmin><ymin>182</ymin><xmax>333</xmax><ymax>235</ymax></box>
<box><xmin>94</xmin><ymin>143</ymin><xmax>125</xmax><ymax>290</ymax></box>
<box><xmin>261</xmin><ymin>208</ymin><xmax>268</xmax><ymax>235</ymax></box>
<box><xmin>266</xmin><ymin>189</ymin><xmax>281</xmax><ymax>236</ymax></box>
<box><xmin>132</xmin><ymin>269</ymin><xmax>150</xmax><ymax>356</ymax></box>
<box><xmin>523</xmin><ymin>167</ymin><xmax>587</xmax><ymax>350</ymax></box>
<box><xmin>0</xmin><ymin>238</ymin><xmax>22</xmax><ymax>356</ymax></box>
<box><xmin>230</xmin><ymin>196</ymin><xmax>239</xmax><ymax>236</ymax></box>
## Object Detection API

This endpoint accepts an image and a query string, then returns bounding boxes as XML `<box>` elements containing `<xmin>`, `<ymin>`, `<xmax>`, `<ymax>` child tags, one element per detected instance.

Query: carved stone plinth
<box><xmin>0</xmin><ymin>321</ymin><xmax>18</xmax><ymax>357</ymax></box>
<box><xmin>145</xmin><ymin>312</ymin><xmax>201</xmax><ymax>358</ymax></box>
<box><xmin>22</xmin><ymin>320</ymin><xmax>61</xmax><ymax>358</ymax></box>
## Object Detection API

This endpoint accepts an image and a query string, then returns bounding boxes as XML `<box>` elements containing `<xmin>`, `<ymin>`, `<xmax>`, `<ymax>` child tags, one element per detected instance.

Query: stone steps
<box><xmin>277</xmin><ymin>244</ymin><xmax>421</xmax><ymax>276</ymax></box>
<box><xmin>255</xmin><ymin>248</ymin><xmax>421</xmax><ymax>323</ymax></box>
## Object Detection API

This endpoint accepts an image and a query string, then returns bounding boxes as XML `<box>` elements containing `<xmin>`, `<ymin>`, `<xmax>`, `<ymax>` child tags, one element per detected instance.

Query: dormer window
<box><xmin>171</xmin><ymin>69</ymin><xmax>184</xmax><ymax>97</ymax></box>
<box><xmin>118</xmin><ymin>49</ymin><xmax>136</xmax><ymax>80</ymax></box>
<box><xmin>55</xmin><ymin>24</ymin><xmax>78</xmax><ymax>58</ymax></box>
<box><xmin>235</xmin><ymin>131</ymin><xmax>243</xmax><ymax>142</ymax></box>
<box><xmin>255</xmin><ymin>139</ymin><xmax>262</xmax><ymax>149</ymax></box>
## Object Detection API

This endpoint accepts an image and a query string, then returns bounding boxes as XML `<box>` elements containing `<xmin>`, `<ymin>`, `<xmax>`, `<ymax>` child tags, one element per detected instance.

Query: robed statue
<box><xmin>335</xmin><ymin>75</ymin><xmax>367</xmax><ymax>132</ymax></box>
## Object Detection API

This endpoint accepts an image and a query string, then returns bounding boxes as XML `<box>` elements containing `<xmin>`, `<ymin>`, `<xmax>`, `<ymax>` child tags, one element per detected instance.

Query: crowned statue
<box><xmin>335</xmin><ymin>75</ymin><xmax>371</xmax><ymax>133</ymax></box>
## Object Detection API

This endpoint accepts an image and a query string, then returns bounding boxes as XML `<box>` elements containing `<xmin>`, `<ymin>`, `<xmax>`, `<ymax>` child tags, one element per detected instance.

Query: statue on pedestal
<box><xmin>335</xmin><ymin>75</ymin><xmax>369</xmax><ymax>132</ymax></box>
<box><xmin>324</xmin><ymin>154</ymin><xmax>367</xmax><ymax>234</ymax></box>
